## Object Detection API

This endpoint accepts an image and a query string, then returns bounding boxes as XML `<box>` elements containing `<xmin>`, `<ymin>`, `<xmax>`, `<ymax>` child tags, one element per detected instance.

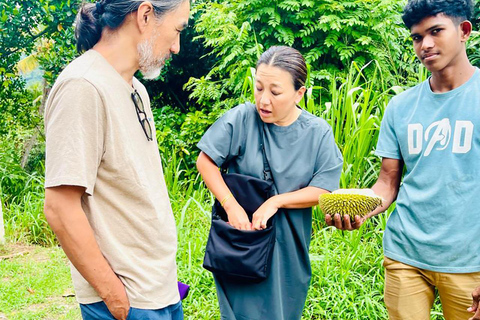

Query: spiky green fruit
<box><xmin>318</xmin><ymin>189</ymin><xmax>383</xmax><ymax>220</ymax></box>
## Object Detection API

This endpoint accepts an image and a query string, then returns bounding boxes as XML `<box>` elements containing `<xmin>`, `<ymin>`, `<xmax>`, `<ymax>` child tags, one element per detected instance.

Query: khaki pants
<box><xmin>383</xmin><ymin>256</ymin><xmax>480</xmax><ymax>320</ymax></box>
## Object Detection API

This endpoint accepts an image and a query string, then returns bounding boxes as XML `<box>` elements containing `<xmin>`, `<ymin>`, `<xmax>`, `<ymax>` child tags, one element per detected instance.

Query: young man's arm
<box><xmin>44</xmin><ymin>186</ymin><xmax>129</xmax><ymax>320</ymax></box>
<box><xmin>469</xmin><ymin>286</ymin><xmax>480</xmax><ymax>320</ymax></box>
<box><xmin>325</xmin><ymin>157</ymin><xmax>403</xmax><ymax>231</ymax></box>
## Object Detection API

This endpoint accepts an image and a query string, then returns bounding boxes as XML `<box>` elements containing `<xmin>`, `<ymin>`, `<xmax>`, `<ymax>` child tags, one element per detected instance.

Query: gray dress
<box><xmin>198</xmin><ymin>103</ymin><xmax>343</xmax><ymax>320</ymax></box>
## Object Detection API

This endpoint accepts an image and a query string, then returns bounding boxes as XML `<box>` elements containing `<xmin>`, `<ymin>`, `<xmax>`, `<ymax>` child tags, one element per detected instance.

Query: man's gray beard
<box><xmin>137</xmin><ymin>36</ymin><xmax>167</xmax><ymax>80</ymax></box>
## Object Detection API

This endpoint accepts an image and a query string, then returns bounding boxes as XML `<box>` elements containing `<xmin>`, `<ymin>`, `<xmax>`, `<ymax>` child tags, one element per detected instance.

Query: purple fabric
<box><xmin>177</xmin><ymin>281</ymin><xmax>190</xmax><ymax>300</ymax></box>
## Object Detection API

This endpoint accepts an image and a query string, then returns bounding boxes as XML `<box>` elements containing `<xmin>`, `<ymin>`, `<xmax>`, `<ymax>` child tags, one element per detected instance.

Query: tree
<box><xmin>0</xmin><ymin>0</ymin><xmax>79</xmax><ymax>134</ymax></box>
<box><xmin>186</xmin><ymin>0</ymin><xmax>412</xmax><ymax>112</ymax></box>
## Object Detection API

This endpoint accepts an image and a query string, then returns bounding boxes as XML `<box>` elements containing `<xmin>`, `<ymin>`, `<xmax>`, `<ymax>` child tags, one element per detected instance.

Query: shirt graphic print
<box><xmin>408</xmin><ymin>119</ymin><xmax>473</xmax><ymax>156</ymax></box>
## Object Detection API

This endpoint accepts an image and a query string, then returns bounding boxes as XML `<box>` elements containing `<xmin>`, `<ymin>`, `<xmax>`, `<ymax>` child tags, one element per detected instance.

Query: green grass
<box><xmin>0</xmin><ymin>243</ymin><xmax>81</xmax><ymax>320</ymax></box>
<box><xmin>0</xmin><ymin>204</ymin><xmax>446</xmax><ymax>319</ymax></box>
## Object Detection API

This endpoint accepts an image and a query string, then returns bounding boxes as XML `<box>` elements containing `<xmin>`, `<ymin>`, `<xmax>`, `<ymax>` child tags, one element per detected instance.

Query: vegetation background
<box><xmin>1</xmin><ymin>0</ymin><xmax>480</xmax><ymax>318</ymax></box>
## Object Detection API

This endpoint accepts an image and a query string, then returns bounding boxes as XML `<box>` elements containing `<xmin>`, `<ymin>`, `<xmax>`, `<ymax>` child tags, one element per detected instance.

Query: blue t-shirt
<box><xmin>376</xmin><ymin>68</ymin><xmax>480</xmax><ymax>273</ymax></box>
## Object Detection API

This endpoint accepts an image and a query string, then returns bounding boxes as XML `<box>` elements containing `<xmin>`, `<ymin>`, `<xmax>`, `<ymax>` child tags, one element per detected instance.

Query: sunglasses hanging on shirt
<box><xmin>131</xmin><ymin>89</ymin><xmax>153</xmax><ymax>141</ymax></box>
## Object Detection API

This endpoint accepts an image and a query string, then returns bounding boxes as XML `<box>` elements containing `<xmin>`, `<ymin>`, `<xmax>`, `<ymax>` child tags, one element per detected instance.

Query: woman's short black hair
<box><xmin>256</xmin><ymin>46</ymin><xmax>307</xmax><ymax>91</ymax></box>
<box><xmin>402</xmin><ymin>0</ymin><xmax>474</xmax><ymax>29</ymax></box>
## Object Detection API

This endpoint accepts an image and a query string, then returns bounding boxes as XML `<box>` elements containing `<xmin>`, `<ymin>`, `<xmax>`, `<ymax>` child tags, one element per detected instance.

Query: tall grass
<box><xmin>310</xmin><ymin>61</ymin><xmax>404</xmax><ymax>189</ymax></box>
<box><xmin>161</xmin><ymin>151</ymin><xmax>220</xmax><ymax>319</ymax></box>
<box><xmin>1</xmin><ymin>136</ymin><xmax>55</xmax><ymax>246</ymax></box>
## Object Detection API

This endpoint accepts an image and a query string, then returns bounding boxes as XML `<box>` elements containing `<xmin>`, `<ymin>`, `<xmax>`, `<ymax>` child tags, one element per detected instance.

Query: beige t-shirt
<box><xmin>44</xmin><ymin>50</ymin><xmax>179</xmax><ymax>309</ymax></box>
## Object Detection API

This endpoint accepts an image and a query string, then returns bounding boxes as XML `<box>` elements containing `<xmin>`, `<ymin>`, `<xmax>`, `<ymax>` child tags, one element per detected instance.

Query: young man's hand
<box><xmin>325</xmin><ymin>158</ymin><xmax>404</xmax><ymax>231</ymax></box>
<box><xmin>468</xmin><ymin>285</ymin><xmax>480</xmax><ymax>320</ymax></box>
<box><xmin>324</xmin><ymin>213</ymin><xmax>367</xmax><ymax>231</ymax></box>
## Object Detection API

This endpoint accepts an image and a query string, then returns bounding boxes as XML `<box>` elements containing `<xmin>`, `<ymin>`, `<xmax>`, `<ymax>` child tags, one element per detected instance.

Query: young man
<box><xmin>43</xmin><ymin>1</ymin><xmax>190</xmax><ymax>319</ymax></box>
<box><xmin>326</xmin><ymin>0</ymin><xmax>480</xmax><ymax>319</ymax></box>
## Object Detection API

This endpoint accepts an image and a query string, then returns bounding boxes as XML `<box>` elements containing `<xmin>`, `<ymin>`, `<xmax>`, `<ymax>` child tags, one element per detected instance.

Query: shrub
<box><xmin>186</xmin><ymin>0</ymin><xmax>413</xmax><ymax>113</ymax></box>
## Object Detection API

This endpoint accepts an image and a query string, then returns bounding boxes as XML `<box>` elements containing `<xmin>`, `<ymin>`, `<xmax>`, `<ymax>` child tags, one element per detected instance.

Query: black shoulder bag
<box><xmin>203</xmin><ymin>121</ymin><xmax>277</xmax><ymax>282</ymax></box>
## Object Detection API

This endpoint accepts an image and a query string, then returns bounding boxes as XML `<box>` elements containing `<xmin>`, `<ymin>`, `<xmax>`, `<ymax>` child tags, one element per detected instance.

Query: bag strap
<box><xmin>220</xmin><ymin>118</ymin><xmax>271</xmax><ymax>183</ymax></box>
<box><xmin>257</xmin><ymin>114</ymin><xmax>282</xmax><ymax>197</ymax></box>
<box><xmin>259</xmin><ymin>121</ymin><xmax>272</xmax><ymax>182</ymax></box>
<box><xmin>220</xmin><ymin>106</ymin><xmax>277</xmax><ymax>191</ymax></box>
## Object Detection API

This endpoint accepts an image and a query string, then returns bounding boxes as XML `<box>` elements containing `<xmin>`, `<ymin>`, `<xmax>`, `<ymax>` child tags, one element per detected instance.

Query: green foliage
<box><xmin>186</xmin><ymin>1</ymin><xmax>261</xmax><ymax>111</ymax></box>
<box><xmin>0</xmin><ymin>245</ymin><xmax>80</xmax><ymax>319</ymax></box>
<box><xmin>0</xmin><ymin>77</ymin><xmax>36</xmax><ymax>134</ymax></box>
<box><xmin>187</xmin><ymin>0</ymin><xmax>413</xmax><ymax>112</ymax></box>
<box><xmin>0</xmin><ymin>0</ymin><xmax>79</xmax><ymax>133</ymax></box>
<box><xmin>36</xmin><ymin>28</ymin><xmax>78</xmax><ymax>86</ymax></box>
<box><xmin>154</xmin><ymin>106</ymin><xmax>216</xmax><ymax>180</ymax></box>
<box><xmin>0</xmin><ymin>0</ymin><xmax>78</xmax><ymax>73</ymax></box>
<box><xmin>473</xmin><ymin>0</ymin><xmax>480</xmax><ymax>30</ymax></box>
<box><xmin>468</xmin><ymin>31</ymin><xmax>480</xmax><ymax>68</ymax></box>
<box><xmin>0</xmin><ymin>134</ymin><xmax>54</xmax><ymax>246</ymax></box>
<box><xmin>322</xmin><ymin>61</ymin><xmax>403</xmax><ymax>188</ymax></box>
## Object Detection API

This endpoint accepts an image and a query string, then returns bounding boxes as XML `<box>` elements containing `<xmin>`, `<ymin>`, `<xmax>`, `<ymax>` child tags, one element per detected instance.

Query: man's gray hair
<box><xmin>75</xmin><ymin>0</ymin><xmax>187</xmax><ymax>53</ymax></box>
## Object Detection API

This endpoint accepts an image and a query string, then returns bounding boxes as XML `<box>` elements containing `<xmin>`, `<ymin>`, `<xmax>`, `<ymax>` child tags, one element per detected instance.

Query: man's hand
<box><xmin>325</xmin><ymin>213</ymin><xmax>368</xmax><ymax>231</ymax></box>
<box><xmin>324</xmin><ymin>158</ymin><xmax>403</xmax><ymax>231</ymax></box>
<box><xmin>224</xmin><ymin>200</ymin><xmax>252</xmax><ymax>230</ymax></box>
<box><xmin>468</xmin><ymin>286</ymin><xmax>480</xmax><ymax>320</ymax></box>
<box><xmin>252</xmin><ymin>198</ymin><xmax>279</xmax><ymax>230</ymax></box>
<box><xmin>103</xmin><ymin>279</ymin><xmax>130</xmax><ymax>320</ymax></box>
<box><xmin>44</xmin><ymin>186</ymin><xmax>131</xmax><ymax>320</ymax></box>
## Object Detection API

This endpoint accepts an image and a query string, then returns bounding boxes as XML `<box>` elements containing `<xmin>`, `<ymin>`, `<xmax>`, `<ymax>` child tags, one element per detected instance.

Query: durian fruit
<box><xmin>318</xmin><ymin>189</ymin><xmax>383</xmax><ymax>220</ymax></box>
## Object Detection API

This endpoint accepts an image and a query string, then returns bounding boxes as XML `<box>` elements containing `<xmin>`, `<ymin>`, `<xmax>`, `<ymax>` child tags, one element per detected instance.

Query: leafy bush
<box><xmin>187</xmin><ymin>0</ymin><xmax>414</xmax><ymax>112</ymax></box>
<box><xmin>0</xmin><ymin>134</ymin><xmax>54</xmax><ymax>246</ymax></box>
<box><xmin>154</xmin><ymin>105</ymin><xmax>220</xmax><ymax>180</ymax></box>
<box><xmin>468</xmin><ymin>31</ymin><xmax>480</xmax><ymax>68</ymax></box>
<box><xmin>0</xmin><ymin>0</ymin><xmax>79</xmax><ymax>133</ymax></box>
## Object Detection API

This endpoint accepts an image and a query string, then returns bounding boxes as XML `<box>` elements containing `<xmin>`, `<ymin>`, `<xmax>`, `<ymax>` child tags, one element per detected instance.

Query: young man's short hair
<box><xmin>402</xmin><ymin>0</ymin><xmax>474</xmax><ymax>29</ymax></box>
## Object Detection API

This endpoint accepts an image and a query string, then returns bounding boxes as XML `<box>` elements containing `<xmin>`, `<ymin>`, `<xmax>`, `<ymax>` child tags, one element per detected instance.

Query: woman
<box><xmin>196</xmin><ymin>46</ymin><xmax>343</xmax><ymax>319</ymax></box>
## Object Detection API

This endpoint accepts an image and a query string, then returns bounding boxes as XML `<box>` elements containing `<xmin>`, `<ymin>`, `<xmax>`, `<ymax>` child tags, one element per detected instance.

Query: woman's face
<box><xmin>254</xmin><ymin>64</ymin><xmax>306</xmax><ymax>126</ymax></box>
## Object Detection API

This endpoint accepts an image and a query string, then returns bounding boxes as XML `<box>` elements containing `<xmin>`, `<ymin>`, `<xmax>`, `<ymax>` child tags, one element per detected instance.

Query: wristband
<box><xmin>220</xmin><ymin>192</ymin><xmax>233</xmax><ymax>207</ymax></box>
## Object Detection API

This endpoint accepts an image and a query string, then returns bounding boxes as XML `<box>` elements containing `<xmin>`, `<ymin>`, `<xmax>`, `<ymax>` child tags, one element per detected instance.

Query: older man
<box><xmin>43</xmin><ymin>1</ymin><xmax>190</xmax><ymax>319</ymax></box>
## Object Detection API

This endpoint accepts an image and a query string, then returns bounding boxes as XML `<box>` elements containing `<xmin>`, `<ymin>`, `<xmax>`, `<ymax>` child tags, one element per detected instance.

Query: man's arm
<box><xmin>325</xmin><ymin>157</ymin><xmax>403</xmax><ymax>230</ymax></box>
<box><xmin>44</xmin><ymin>186</ymin><xmax>129</xmax><ymax>320</ymax></box>
<box><xmin>468</xmin><ymin>286</ymin><xmax>480</xmax><ymax>320</ymax></box>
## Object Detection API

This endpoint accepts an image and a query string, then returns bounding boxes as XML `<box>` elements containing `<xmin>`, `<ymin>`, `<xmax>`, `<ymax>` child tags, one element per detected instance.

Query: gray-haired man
<box><xmin>43</xmin><ymin>1</ymin><xmax>190</xmax><ymax>319</ymax></box>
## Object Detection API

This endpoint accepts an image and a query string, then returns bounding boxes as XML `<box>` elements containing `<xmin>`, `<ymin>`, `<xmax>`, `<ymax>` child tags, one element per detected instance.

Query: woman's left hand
<box><xmin>251</xmin><ymin>186</ymin><xmax>326</xmax><ymax>230</ymax></box>
<box><xmin>252</xmin><ymin>197</ymin><xmax>280</xmax><ymax>230</ymax></box>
